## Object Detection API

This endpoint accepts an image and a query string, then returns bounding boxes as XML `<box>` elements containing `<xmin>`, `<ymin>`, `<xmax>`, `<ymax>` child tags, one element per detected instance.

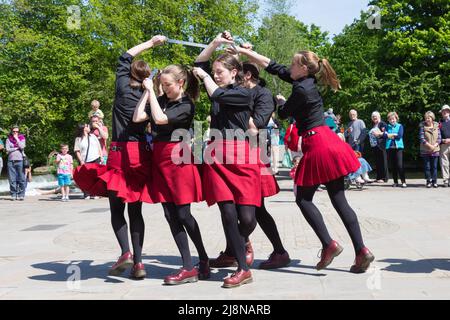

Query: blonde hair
<box><xmin>160</xmin><ymin>65</ymin><xmax>199</xmax><ymax>101</ymax></box>
<box><xmin>387</xmin><ymin>112</ymin><xmax>399</xmax><ymax>121</ymax></box>
<box><xmin>294</xmin><ymin>51</ymin><xmax>340</xmax><ymax>92</ymax></box>
<box><xmin>424</xmin><ymin>111</ymin><xmax>435</xmax><ymax>121</ymax></box>
<box><xmin>91</xmin><ymin>100</ymin><xmax>100</xmax><ymax>108</ymax></box>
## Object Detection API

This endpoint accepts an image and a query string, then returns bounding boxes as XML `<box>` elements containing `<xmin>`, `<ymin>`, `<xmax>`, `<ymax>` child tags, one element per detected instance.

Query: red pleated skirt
<box><xmin>73</xmin><ymin>163</ymin><xmax>108</xmax><ymax>196</ymax></box>
<box><xmin>295</xmin><ymin>126</ymin><xmax>360</xmax><ymax>186</ymax></box>
<box><xmin>98</xmin><ymin>141</ymin><xmax>153</xmax><ymax>203</ymax></box>
<box><xmin>202</xmin><ymin>139</ymin><xmax>261</xmax><ymax>207</ymax></box>
<box><xmin>150</xmin><ymin>141</ymin><xmax>202</xmax><ymax>205</ymax></box>
<box><xmin>257</xmin><ymin>147</ymin><xmax>280</xmax><ymax>198</ymax></box>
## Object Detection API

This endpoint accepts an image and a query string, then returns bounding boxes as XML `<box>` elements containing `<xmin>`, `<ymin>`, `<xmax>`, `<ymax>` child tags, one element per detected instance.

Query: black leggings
<box><xmin>109</xmin><ymin>191</ymin><xmax>145</xmax><ymax>264</ymax></box>
<box><xmin>255</xmin><ymin>199</ymin><xmax>286</xmax><ymax>254</ymax></box>
<box><xmin>295</xmin><ymin>177</ymin><xmax>365</xmax><ymax>254</ymax></box>
<box><xmin>223</xmin><ymin>199</ymin><xmax>286</xmax><ymax>255</ymax></box>
<box><xmin>162</xmin><ymin>203</ymin><xmax>208</xmax><ymax>270</ymax></box>
<box><xmin>387</xmin><ymin>148</ymin><xmax>406</xmax><ymax>184</ymax></box>
<box><xmin>218</xmin><ymin>202</ymin><xmax>256</xmax><ymax>271</ymax></box>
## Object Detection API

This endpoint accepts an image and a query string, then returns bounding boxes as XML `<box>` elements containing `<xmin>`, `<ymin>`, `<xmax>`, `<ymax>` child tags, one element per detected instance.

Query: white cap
<box><xmin>440</xmin><ymin>104</ymin><xmax>450</xmax><ymax>113</ymax></box>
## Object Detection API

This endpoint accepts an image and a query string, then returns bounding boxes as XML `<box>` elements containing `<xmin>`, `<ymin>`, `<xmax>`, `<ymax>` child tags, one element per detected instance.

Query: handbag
<box><xmin>281</xmin><ymin>151</ymin><xmax>293</xmax><ymax>168</ymax></box>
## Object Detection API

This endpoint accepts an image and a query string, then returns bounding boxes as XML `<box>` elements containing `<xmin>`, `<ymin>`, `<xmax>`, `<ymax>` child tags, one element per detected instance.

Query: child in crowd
<box><xmin>88</xmin><ymin>100</ymin><xmax>105</xmax><ymax>120</ymax></box>
<box><xmin>55</xmin><ymin>144</ymin><xmax>73</xmax><ymax>201</ymax></box>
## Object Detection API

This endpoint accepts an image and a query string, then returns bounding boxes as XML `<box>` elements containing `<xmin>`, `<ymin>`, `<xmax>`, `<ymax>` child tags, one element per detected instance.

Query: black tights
<box><xmin>109</xmin><ymin>191</ymin><xmax>145</xmax><ymax>264</ymax></box>
<box><xmin>162</xmin><ymin>203</ymin><xmax>208</xmax><ymax>270</ymax></box>
<box><xmin>223</xmin><ymin>198</ymin><xmax>286</xmax><ymax>255</ymax></box>
<box><xmin>295</xmin><ymin>177</ymin><xmax>365</xmax><ymax>254</ymax></box>
<box><xmin>218</xmin><ymin>202</ymin><xmax>256</xmax><ymax>271</ymax></box>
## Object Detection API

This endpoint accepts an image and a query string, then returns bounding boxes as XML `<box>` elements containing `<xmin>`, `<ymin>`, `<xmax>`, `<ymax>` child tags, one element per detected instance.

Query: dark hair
<box><xmin>60</xmin><ymin>143</ymin><xmax>69</xmax><ymax>148</ymax></box>
<box><xmin>76</xmin><ymin>123</ymin><xmax>88</xmax><ymax>138</ymax></box>
<box><xmin>130</xmin><ymin>60</ymin><xmax>151</xmax><ymax>89</ymax></box>
<box><xmin>160</xmin><ymin>64</ymin><xmax>200</xmax><ymax>101</ymax></box>
<box><xmin>214</xmin><ymin>53</ymin><xmax>244</xmax><ymax>84</ymax></box>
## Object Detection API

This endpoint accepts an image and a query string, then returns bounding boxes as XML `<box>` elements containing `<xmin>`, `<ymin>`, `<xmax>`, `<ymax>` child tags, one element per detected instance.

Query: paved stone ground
<box><xmin>0</xmin><ymin>170</ymin><xmax>449</xmax><ymax>300</ymax></box>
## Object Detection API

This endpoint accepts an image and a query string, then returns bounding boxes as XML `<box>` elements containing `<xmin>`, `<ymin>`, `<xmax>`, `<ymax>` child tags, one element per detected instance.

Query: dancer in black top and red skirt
<box><xmin>134</xmin><ymin>60</ymin><xmax>210</xmax><ymax>285</ymax></box>
<box><xmin>75</xmin><ymin>36</ymin><xmax>166</xmax><ymax>279</ymax></box>
<box><xmin>193</xmin><ymin>32</ymin><xmax>261</xmax><ymax>287</ymax></box>
<box><xmin>209</xmin><ymin>60</ymin><xmax>291</xmax><ymax>270</ymax></box>
<box><xmin>234</xmin><ymin>46</ymin><xmax>375</xmax><ymax>273</ymax></box>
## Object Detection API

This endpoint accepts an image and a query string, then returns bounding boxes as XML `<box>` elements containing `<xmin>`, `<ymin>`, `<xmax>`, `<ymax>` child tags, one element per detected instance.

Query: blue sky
<box><xmin>258</xmin><ymin>0</ymin><xmax>371</xmax><ymax>37</ymax></box>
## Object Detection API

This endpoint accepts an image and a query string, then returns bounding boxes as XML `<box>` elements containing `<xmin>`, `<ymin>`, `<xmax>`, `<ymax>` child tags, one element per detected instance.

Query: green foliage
<box><xmin>0</xmin><ymin>0</ymin><xmax>258</xmax><ymax>164</ymax></box>
<box><xmin>0</xmin><ymin>0</ymin><xmax>447</xmax><ymax>165</ymax></box>
<box><xmin>323</xmin><ymin>0</ymin><xmax>449</xmax><ymax>160</ymax></box>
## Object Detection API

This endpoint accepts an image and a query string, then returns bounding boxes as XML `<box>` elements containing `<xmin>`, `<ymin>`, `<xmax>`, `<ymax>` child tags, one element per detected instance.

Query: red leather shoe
<box><xmin>245</xmin><ymin>241</ymin><xmax>254</xmax><ymax>267</ymax></box>
<box><xmin>259</xmin><ymin>251</ymin><xmax>291</xmax><ymax>269</ymax></box>
<box><xmin>108</xmin><ymin>251</ymin><xmax>133</xmax><ymax>276</ymax></box>
<box><xmin>164</xmin><ymin>268</ymin><xmax>199</xmax><ymax>285</ymax></box>
<box><xmin>130</xmin><ymin>262</ymin><xmax>146</xmax><ymax>279</ymax></box>
<box><xmin>316</xmin><ymin>240</ymin><xmax>343</xmax><ymax>270</ymax></box>
<box><xmin>209</xmin><ymin>251</ymin><xmax>238</xmax><ymax>268</ymax></box>
<box><xmin>350</xmin><ymin>247</ymin><xmax>375</xmax><ymax>273</ymax></box>
<box><xmin>222</xmin><ymin>269</ymin><xmax>253</xmax><ymax>288</ymax></box>
<box><xmin>196</xmin><ymin>260</ymin><xmax>211</xmax><ymax>280</ymax></box>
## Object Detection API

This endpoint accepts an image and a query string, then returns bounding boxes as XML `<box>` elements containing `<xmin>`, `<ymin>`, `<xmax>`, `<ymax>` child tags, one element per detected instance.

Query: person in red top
<box><xmin>284</xmin><ymin>118</ymin><xmax>301</xmax><ymax>159</ymax></box>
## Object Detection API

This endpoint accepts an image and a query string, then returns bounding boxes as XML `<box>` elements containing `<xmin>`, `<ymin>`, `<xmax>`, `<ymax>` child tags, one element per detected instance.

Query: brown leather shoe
<box><xmin>130</xmin><ymin>262</ymin><xmax>146</xmax><ymax>279</ymax></box>
<box><xmin>350</xmin><ymin>247</ymin><xmax>375</xmax><ymax>273</ymax></box>
<box><xmin>196</xmin><ymin>260</ymin><xmax>211</xmax><ymax>280</ymax></box>
<box><xmin>316</xmin><ymin>240</ymin><xmax>343</xmax><ymax>270</ymax></box>
<box><xmin>209</xmin><ymin>251</ymin><xmax>238</xmax><ymax>268</ymax></box>
<box><xmin>259</xmin><ymin>251</ymin><xmax>291</xmax><ymax>269</ymax></box>
<box><xmin>222</xmin><ymin>269</ymin><xmax>253</xmax><ymax>288</ymax></box>
<box><xmin>108</xmin><ymin>251</ymin><xmax>133</xmax><ymax>276</ymax></box>
<box><xmin>164</xmin><ymin>268</ymin><xmax>199</xmax><ymax>285</ymax></box>
<box><xmin>245</xmin><ymin>241</ymin><xmax>254</xmax><ymax>267</ymax></box>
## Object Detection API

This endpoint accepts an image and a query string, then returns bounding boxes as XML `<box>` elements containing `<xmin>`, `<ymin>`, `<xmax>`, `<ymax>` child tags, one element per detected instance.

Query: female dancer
<box><xmin>76</xmin><ymin>36</ymin><xmax>166</xmax><ymax>279</ymax></box>
<box><xmin>234</xmin><ymin>46</ymin><xmax>375</xmax><ymax>273</ymax></box>
<box><xmin>133</xmin><ymin>60</ymin><xmax>210</xmax><ymax>285</ymax></box>
<box><xmin>193</xmin><ymin>32</ymin><xmax>261</xmax><ymax>287</ymax></box>
<box><xmin>210</xmin><ymin>61</ymin><xmax>291</xmax><ymax>270</ymax></box>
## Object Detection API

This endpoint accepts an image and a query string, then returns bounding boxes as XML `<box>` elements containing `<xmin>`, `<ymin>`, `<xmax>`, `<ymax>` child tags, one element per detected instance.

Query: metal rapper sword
<box><xmin>166</xmin><ymin>38</ymin><xmax>210</xmax><ymax>49</ymax></box>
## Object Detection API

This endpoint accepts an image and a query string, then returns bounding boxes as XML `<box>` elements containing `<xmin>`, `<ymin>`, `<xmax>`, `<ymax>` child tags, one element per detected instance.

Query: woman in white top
<box><xmin>74</xmin><ymin>123</ymin><xmax>102</xmax><ymax>199</ymax></box>
<box><xmin>74</xmin><ymin>123</ymin><xmax>103</xmax><ymax>165</ymax></box>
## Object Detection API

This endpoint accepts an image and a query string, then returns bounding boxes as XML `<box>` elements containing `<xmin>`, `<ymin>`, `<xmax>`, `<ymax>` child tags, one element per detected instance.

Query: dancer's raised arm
<box><xmin>127</xmin><ymin>35</ymin><xmax>166</xmax><ymax>57</ymax></box>
<box><xmin>195</xmin><ymin>31</ymin><xmax>234</xmax><ymax>63</ymax></box>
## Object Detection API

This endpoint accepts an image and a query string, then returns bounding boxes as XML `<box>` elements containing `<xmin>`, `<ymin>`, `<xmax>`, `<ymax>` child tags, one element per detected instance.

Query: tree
<box><xmin>0</xmin><ymin>0</ymin><xmax>258</xmax><ymax>165</ymax></box>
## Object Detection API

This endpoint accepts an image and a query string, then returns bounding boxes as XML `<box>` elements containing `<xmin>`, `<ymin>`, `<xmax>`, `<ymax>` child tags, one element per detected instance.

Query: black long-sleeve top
<box><xmin>195</xmin><ymin>61</ymin><xmax>253</xmax><ymax>140</ymax></box>
<box><xmin>251</xmin><ymin>85</ymin><xmax>275</xmax><ymax>129</ymax></box>
<box><xmin>112</xmin><ymin>52</ymin><xmax>149</xmax><ymax>142</ymax></box>
<box><xmin>145</xmin><ymin>95</ymin><xmax>195</xmax><ymax>142</ymax></box>
<box><xmin>265</xmin><ymin>60</ymin><xmax>324</xmax><ymax>133</ymax></box>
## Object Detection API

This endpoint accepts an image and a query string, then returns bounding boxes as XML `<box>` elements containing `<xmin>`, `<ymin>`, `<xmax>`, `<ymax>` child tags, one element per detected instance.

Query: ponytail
<box><xmin>317</xmin><ymin>58</ymin><xmax>341</xmax><ymax>92</ymax></box>
<box><xmin>184</xmin><ymin>67</ymin><xmax>200</xmax><ymax>101</ymax></box>
<box><xmin>160</xmin><ymin>64</ymin><xmax>200</xmax><ymax>101</ymax></box>
<box><xmin>294</xmin><ymin>51</ymin><xmax>341</xmax><ymax>92</ymax></box>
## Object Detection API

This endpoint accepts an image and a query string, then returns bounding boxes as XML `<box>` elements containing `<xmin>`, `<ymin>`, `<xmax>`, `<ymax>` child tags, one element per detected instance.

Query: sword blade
<box><xmin>167</xmin><ymin>38</ymin><xmax>209</xmax><ymax>49</ymax></box>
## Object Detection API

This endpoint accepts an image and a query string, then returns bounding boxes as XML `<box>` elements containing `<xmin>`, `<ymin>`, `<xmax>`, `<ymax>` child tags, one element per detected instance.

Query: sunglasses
<box><xmin>12</xmin><ymin>130</ymin><xmax>19</xmax><ymax>133</ymax></box>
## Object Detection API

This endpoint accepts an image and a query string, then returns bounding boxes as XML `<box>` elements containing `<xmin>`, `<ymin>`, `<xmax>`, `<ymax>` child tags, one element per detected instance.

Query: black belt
<box><xmin>110</xmin><ymin>145</ymin><xmax>151</xmax><ymax>151</ymax></box>
<box><xmin>9</xmin><ymin>160</ymin><xmax>24</xmax><ymax>163</ymax></box>
<box><xmin>303</xmin><ymin>130</ymin><xmax>317</xmax><ymax>138</ymax></box>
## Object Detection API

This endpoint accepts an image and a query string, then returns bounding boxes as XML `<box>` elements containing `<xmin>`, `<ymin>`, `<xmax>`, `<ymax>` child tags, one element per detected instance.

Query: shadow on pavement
<box><xmin>379</xmin><ymin>258</ymin><xmax>450</xmax><ymax>273</ymax></box>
